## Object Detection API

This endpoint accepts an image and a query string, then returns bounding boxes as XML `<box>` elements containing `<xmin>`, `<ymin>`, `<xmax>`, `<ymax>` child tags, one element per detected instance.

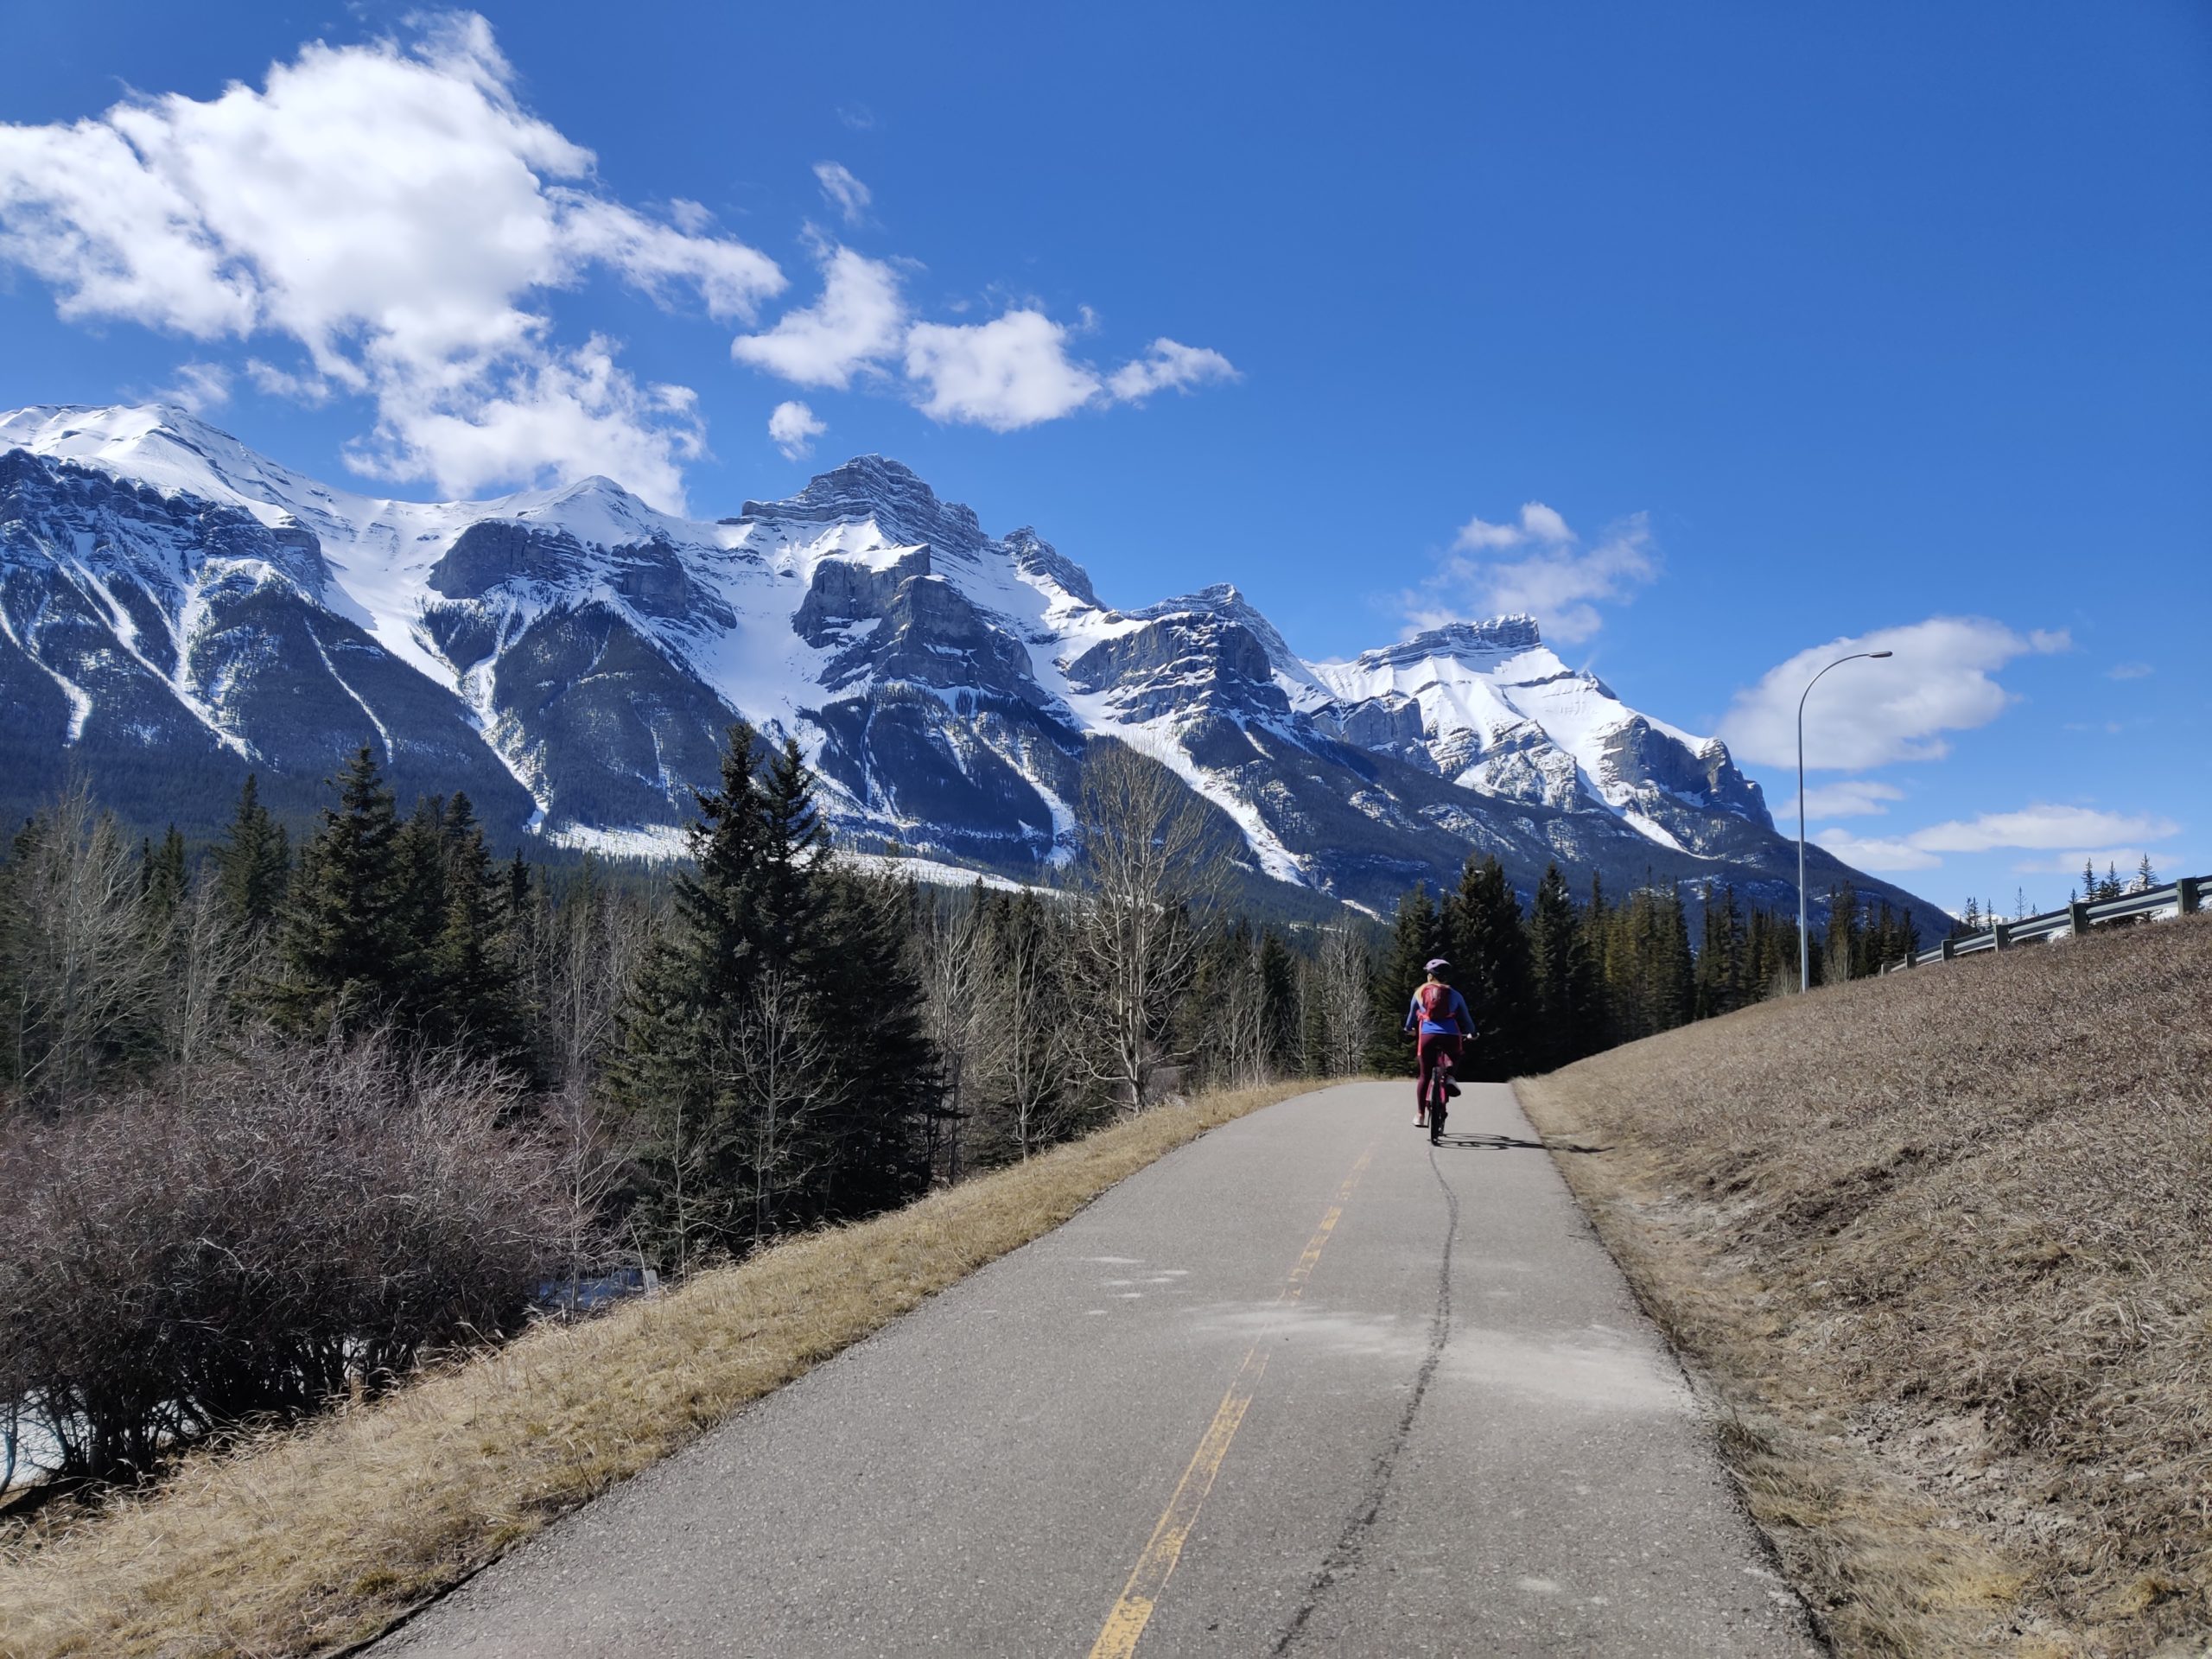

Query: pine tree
<box><xmin>424</xmin><ymin>792</ymin><xmax>524</xmax><ymax>1064</ymax></box>
<box><xmin>140</xmin><ymin>826</ymin><xmax>189</xmax><ymax>922</ymax></box>
<box><xmin>2135</xmin><ymin>854</ymin><xmax>2158</xmax><ymax>893</ymax></box>
<box><xmin>1694</xmin><ymin>884</ymin><xmax>1747</xmax><ymax>1020</ymax></box>
<box><xmin>1442</xmin><ymin>854</ymin><xmax>1536</xmax><ymax>1080</ymax></box>
<box><xmin>215</xmin><ymin>774</ymin><xmax>290</xmax><ymax>931</ymax></box>
<box><xmin>609</xmin><ymin>722</ymin><xmax>939</xmax><ymax>1270</ymax></box>
<box><xmin>274</xmin><ymin>747</ymin><xmax>412</xmax><ymax>1036</ymax></box>
<box><xmin>1528</xmin><ymin>863</ymin><xmax>1598</xmax><ymax>1070</ymax></box>
<box><xmin>1365</xmin><ymin>884</ymin><xmax>1440</xmax><ymax>1075</ymax></box>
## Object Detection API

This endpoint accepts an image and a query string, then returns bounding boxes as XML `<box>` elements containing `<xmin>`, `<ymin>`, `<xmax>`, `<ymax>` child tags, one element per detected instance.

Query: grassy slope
<box><xmin>0</xmin><ymin>1080</ymin><xmax>1312</xmax><ymax>1659</ymax></box>
<box><xmin>1519</xmin><ymin>916</ymin><xmax>2212</xmax><ymax>1658</ymax></box>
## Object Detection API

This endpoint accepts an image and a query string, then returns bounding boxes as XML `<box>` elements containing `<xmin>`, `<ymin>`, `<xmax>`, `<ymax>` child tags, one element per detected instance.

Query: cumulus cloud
<box><xmin>348</xmin><ymin>334</ymin><xmax>706</xmax><ymax>508</ymax></box>
<box><xmin>903</xmin><ymin>308</ymin><xmax>1105</xmax><ymax>430</ymax></box>
<box><xmin>1402</xmin><ymin>506</ymin><xmax>1656</xmax><ymax>645</ymax></box>
<box><xmin>1781</xmin><ymin>779</ymin><xmax>1904</xmax><ymax>822</ymax></box>
<box><xmin>2107</xmin><ymin>661</ymin><xmax>2154</xmax><ymax>680</ymax></box>
<box><xmin>731</xmin><ymin>246</ymin><xmax>905</xmax><ymax>389</ymax></box>
<box><xmin>1812</xmin><ymin>830</ymin><xmax>1941</xmax><ymax>873</ymax></box>
<box><xmin>768</xmin><ymin>399</ymin><xmax>826</xmax><ymax>460</ymax></box>
<box><xmin>1905</xmin><ymin>804</ymin><xmax>2179</xmax><ymax>854</ymax></box>
<box><xmin>1719</xmin><ymin>617</ymin><xmax>2069</xmax><ymax>772</ymax></box>
<box><xmin>1815</xmin><ymin>804</ymin><xmax>2179</xmax><ymax>878</ymax></box>
<box><xmin>1453</xmin><ymin>501</ymin><xmax>1573</xmax><ymax>551</ymax></box>
<box><xmin>245</xmin><ymin>358</ymin><xmax>332</xmax><ymax>405</ymax></box>
<box><xmin>154</xmin><ymin>360</ymin><xmax>232</xmax><ymax>413</ymax></box>
<box><xmin>0</xmin><ymin>13</ymin><xmax>784</xmax><ymax>509</ymax></box>
<box><xmin>812</xmin><ymin>162</ymin><xmax>872</xmax><ymax>226</ymax></box>
<box><xmin>1106</xmin><ymin>338</ymin><xmax>1240</xmax><ymax>402</ymax></box>
<box><xmin>2009</xmin><ymin>848</ymin><xmax>2171</xmax><ymax>878</ymax></box>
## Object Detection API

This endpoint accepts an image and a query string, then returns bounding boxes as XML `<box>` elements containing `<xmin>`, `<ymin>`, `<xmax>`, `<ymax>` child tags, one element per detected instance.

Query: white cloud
<box><xmin>0</xmin><ymin>13</ymin><xmax>784</xmax><ymax>510</ymax></box>
<box><xmin>1453</xmin><ymin>501</ymin><xmax>1574</xmax><ymax>550</ymax></box>
<box><xmin>347</xmin><ymin>334</ymin><xmax>704</xmax><ymax>508</ymax></box>
<box><xmin>1906</xmin><ymin>804</ymin><xmax>2178</xmax><ymax>854</ymax></box>
<box><xmin>1816</xmin><ymin>803</ymin><xmax>2180</xmax><ymax>881</ymax></box>
<box><xmin>1404</xmin><ymin>508</ymin><xmax>1656</xmax><ymax>645</ymax></box>
<box><xmin>768</xmin><ymin>399</ymin><xmax>826</xmax><ymax>460</ymax></box>
<box><xmin>154</xmin><ymin>360</ymin><xmax>232</xmax><ymax>412</ymax></box>
<box><xmin>1782</xmin><ymin>779</ymin><xmax>1904</xmax><ymax>822</ymax></box>
<box><xmin>2008</xmin><ymin>848</ymin><xmax>2168</xmax><ymax>878</ymax></box>
<box><xmin>1106</xmin><ymin>338</ymin><xmax>1239</xmax><ymax>402</ymax></box>
<box><xmin>812</xmin><ymin>162</ymin><xmax>871</xmax><ymax>226</ymax></box>
<box><xmin>245</xmin><ymin>357</ymin><xmax>332</xmax><ymax>405</ymax></box>
<box><xmin>836</xmin><ymin>102</ymin><xmax>878</xmax><ymax>132</ymax></box>
<box><xmin>2107</xmin><ymin>660</ymin><xmax>2154</xmax><ymax>681</ymax></box>
<box><xmin>904</xmin><ymin>308</ymin><xmax>1104</xmax><ymax>430</ymax></box>
<box><xmin>732</xmin><ymin>246</ymin><xmax>905</xmax><ymax>390</ymax></box>
<box><xmin>1812</xmin><ymin>829</ymin><xmax>1942</xmax><ymax>872</ymax></box>
<box><xmin>1719</xmin><ymin>617</ymin><xmax>2069</xmax><ymax>771</ymax></box>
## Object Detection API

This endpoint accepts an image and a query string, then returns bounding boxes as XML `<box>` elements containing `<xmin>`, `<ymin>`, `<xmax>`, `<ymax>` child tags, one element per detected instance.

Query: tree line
<box><xmin>0</xmin><ymin>729</ymin><xmax>1370</xmax><ymax>1491</ymax></box>
<box><xmin>1363</xmin><ymin>858</ymin><xmax>1921</xmax><ymax>1079</ymax></box>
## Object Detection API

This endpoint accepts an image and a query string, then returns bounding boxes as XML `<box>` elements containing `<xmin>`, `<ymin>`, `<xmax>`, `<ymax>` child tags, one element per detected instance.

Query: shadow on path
<box><xmin>1430</xmin><ymin>1131</ymin><xmax>1611</xmax><ymax>1155</ymax></box>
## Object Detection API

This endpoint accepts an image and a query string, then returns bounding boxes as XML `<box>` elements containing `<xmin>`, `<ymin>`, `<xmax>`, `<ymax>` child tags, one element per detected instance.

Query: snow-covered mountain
<box><xmin>0</xmin><ymin>404</ymin><xmax>1936</xmax><ymax>922</ymax></box>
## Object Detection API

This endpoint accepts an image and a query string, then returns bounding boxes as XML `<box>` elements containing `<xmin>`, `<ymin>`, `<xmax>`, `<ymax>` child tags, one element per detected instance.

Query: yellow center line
<box><xmin>1086</xmin><ymin>1140</ymin><xmax>1376</xmax><ymax>1659</ymax></box>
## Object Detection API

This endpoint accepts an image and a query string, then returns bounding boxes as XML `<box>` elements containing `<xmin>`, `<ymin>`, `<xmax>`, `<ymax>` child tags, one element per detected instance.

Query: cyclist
<box><xmin>1404</xmin><ymin>957</ymin><xmax>1474</xmax><ymax>1142</ymax></box>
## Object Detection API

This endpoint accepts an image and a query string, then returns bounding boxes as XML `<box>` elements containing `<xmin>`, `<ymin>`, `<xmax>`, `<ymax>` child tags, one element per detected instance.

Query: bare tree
<box><xmin>159</xmin><ymin>875</ymin><xmax>254</xmax><ymax>1109</ymax></box>
<box><xmin>1313</xmin><ymin>926</ymin><xmax>1374</xmax><ymax>1078</ymax></box>
<box><xmin>916</xmin><ymin>886</ymin><xmax>989</xmax><ymax>1182</ymax></box>
<box><xmin>542</xmin><ymin>1078</ymin><xmax>633</xmax><ymax>1310</ymax></box>
<box><xmin>1070</xmin><ymin>742</ymin><xmax>1229</xmax><ymax>1113</ymax></box>
<box><xmin>722</xmin><ymin>967</ymin><xmax>839</xmax><ymax>1249</ymax></box>
<box><xmin>529</xmin><ymin>861</ymin><xmax>658</xmax><ymax>1090</ymax></box>
<box><xmin>976</xmin><ymin>891</ymin><xmax>1081</xmax><ymax>1160</ymax></box>
<box><xmin>1</xmin><ymin>781</ymin><xmax>161</xmax><ymax>1108</ymax></box>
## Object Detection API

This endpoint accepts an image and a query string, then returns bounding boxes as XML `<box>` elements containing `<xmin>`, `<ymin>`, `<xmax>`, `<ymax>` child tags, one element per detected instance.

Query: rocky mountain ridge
<box><xmin>0</xmin><ymin>404</ymin><xmax>1938</xmax><ymax>925</ymax></box>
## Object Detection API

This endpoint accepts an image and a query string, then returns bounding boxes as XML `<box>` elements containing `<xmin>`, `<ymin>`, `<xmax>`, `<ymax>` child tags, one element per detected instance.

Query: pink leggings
<box><xmin>1415</xmin><ymin>1033</ymin><xmax>1463</xmax><ymax>1111</ymax></box>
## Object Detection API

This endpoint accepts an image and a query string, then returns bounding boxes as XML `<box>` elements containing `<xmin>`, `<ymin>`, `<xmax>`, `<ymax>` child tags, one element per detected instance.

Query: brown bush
<box><xmin>0</xmin><ymin>1033</ymin><xmax>574</xmax><ymax>1489</ymax></box>
<box><xmin>1520</xmin><ymin>913</ymin><xmax>2212</xmax><ymax>1657</ymax></box>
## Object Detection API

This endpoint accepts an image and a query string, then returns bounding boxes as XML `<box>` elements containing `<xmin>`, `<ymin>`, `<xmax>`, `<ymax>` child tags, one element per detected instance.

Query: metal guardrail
<box><xmin>1881</xmin><ymin>875</ymin><xmax>2206</xmax><ymax>972</ymax></box>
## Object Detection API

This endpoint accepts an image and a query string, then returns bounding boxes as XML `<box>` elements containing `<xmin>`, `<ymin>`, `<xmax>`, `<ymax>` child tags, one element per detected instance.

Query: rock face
<box><xmin>0</xmin><ymin>404</ymin><xmax>1942</xmax><ymax>925</ymax></box>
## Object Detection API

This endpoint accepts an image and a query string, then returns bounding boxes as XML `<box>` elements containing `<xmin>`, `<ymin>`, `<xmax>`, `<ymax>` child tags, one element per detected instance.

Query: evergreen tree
<box><xmin>609</xmin><ymin>722</ymin><xmax>939</xmax><ymax>1269</ymax></box>
<box><xmin>1822</xmin><ymin>881</ymin><xmax>1860</xmax><ymax>984</ymax></box>
<box><xmin>1441</xmin><ymin>854</ymin><xmax>1537</xmax><ymax>1080</ymax></box>
<box><xmin>1365</xmin><ymin>884</ymin><xmax>1440</xmax><ymax>1075</ymax></box>
<box><xmin>2135</xmin><ymin>854</ymin><xmax>2158</xmax><ymax>893</ymax></box>
<box><xmin>141</xmin><ymin>826</ymin><xmax>189</xmax><ymax>922</ymax></box>
<box><xmin>1694</xmin><ymin>884</ymin><xmax>1747</xmax><ymax>1020</ymax></box>
<box><xmin>1528</xmin><ymin>863</ymin><xmax>1599</xmax><ymax>1071</ymax></box>
<box><xmin>423</xmin><ymin>792</ymin><xmax>524</xmax><ymax>1064</ymax></box>
<box><xmin>274</xmin><ymin>747</ymin><xmax>412</xmax><ymax>1036</ymax></box>
<box><xmin>215</xmin><ymin>774</ymin><xmax>290</xmax><ymax>931</ymax></box>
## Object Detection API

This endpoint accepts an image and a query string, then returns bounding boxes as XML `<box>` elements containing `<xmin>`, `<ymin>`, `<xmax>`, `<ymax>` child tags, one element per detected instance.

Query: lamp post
<box><xmin>1798</xmin><ymin>650</ymin><xmax>1893</xmax><ymax>992</ymax></box>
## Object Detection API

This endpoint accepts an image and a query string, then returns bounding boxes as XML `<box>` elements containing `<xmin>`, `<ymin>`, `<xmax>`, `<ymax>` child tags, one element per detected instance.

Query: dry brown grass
<box><xmin>0</xmin><ymin>1079</ymin><xmax>1312</xmax><ymax>1658</ymax></box>
<box><xmin>1520</xmin><ymin>915</ymin><xmax>2212</xmax><ymax>1658</ymax></box>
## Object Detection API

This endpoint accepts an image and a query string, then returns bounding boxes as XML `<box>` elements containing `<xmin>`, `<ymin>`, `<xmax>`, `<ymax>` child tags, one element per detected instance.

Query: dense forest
<box><xmin>0</xmin><ymin>721</ymin><xmax>1919</xmax><ymax>1497</ymax></box>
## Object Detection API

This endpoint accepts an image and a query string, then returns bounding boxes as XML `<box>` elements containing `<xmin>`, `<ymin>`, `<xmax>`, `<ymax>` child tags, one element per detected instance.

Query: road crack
<box><xmin>1269</xmin><ymin>1145</ymin><xmax>1460</xmax><ymax>1655</ymax></box>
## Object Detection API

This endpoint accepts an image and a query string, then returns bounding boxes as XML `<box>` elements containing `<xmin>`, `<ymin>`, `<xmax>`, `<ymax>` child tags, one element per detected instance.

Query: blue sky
<box><xmin>3</xmin><ymin>2</ymin><xmax>2207</xmax><ymax>918</ymax></box>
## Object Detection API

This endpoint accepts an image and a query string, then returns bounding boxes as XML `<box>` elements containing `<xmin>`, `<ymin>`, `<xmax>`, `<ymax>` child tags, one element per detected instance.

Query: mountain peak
<box><xmin>739</xmin><ymin>454</ymin><xmax>985</xmax><ymax>552</ymax></box>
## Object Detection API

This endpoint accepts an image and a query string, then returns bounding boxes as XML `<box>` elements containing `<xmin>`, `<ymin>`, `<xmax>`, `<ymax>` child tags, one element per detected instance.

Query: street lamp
<box><xmin>1798</xmin><ymin>650</ymin><xmax>1893</xmax><ymax>992</ymax></box>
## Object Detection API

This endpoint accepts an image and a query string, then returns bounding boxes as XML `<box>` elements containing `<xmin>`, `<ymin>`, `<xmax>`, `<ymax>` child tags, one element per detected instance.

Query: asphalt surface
<box><xmin>378</xmin><ymin>1082</ymin><xmax>1821</xmax><ymax>1657</ymax></box>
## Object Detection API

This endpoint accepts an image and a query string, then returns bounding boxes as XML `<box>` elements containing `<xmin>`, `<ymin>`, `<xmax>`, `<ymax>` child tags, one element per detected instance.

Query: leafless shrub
<box><xmin>0</xmin><ymin>1029</ymin><xmax>572</xmax><ymax>1488</ymax></box>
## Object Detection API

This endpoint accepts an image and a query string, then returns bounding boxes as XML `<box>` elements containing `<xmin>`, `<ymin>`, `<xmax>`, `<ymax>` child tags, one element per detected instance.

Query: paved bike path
<box><xmin>379</xmin><ymin>1082</ymin><xmax>1818</xmax><ymax>1657</ymax></box>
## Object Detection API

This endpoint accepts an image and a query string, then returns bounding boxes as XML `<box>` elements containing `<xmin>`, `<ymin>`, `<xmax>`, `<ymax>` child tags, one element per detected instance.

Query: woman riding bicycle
<box><xmin>1404</xmin><ymin>957</ymin><xmax>1475</xmax><ymax>1144</ymax></box>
